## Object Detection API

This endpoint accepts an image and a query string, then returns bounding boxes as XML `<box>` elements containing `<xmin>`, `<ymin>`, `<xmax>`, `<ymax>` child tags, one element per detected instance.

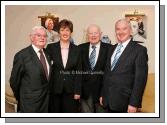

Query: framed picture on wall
<box><xmin>125</xmin><ymin>12</ymin><xmax>146</xmax><ymax>43</ymax></box>
<box><xmin>38</xmin><ymin>13</ymin><xmax>59</xmax><ymax>32</ymax></box>
<box><xmin>2</xmin><ymin>1</ymin><xmax>161</xmax><ymax>123</ymax></box>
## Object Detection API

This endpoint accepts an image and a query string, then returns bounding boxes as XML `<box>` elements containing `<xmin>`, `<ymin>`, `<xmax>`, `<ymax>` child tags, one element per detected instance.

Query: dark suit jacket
<box><xmin>46</xmin><ymin>42</ymin><xmax>82</xmax><ymax>95</ymax></box>
<box><xmin>10</xmin><ymin>45</ymin><xmax>52</xmax><ymax>113</ymax></box>
<box><xmin>79</xmin><ymin>42</ymin><xmax>111</xmax><ymax>103</ymax></box>
<box><xmin>102</xmin><ymin>39</ymin><xmax>148</xmax><ymax>112</ymax></box>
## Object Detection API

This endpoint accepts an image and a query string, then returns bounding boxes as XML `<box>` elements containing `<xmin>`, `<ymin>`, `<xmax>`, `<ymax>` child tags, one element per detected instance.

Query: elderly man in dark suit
<box><xmin>100</xmin><ymin>19</ymin><xmax>148</xmax><ymax>113</ymax></box>
<box><xmin>79</xmin><ymin>24</ymin><xmax>111</xmax><ymax>113</ymax></box>
<box><xmin>10</xmin><ymin>26</ymin><xmax>51</xmax><ymax>113</ymax></box>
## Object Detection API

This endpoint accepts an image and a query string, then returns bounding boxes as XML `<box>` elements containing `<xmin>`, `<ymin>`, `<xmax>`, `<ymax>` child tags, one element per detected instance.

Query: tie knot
<box><xmin>39</xmin><ymin>49</ymin><xmax>43</xmax><ymax>54</ymax></box>
<box><xmin>117</xmin><ymin>44</ymin><xmax>123</xmax><ymax>49</ymax></box>
<box><xmin>92</xmin><ymin>46</ymin><xmax>96</xmax><ymax>49</ymax></box>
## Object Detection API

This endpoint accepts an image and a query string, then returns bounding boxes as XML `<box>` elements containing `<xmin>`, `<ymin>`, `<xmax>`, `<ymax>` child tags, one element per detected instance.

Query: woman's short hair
<box><xmin>58</xmin><ymin>19</ymin><xmax>73</xmax><ymax>33</ymax></box>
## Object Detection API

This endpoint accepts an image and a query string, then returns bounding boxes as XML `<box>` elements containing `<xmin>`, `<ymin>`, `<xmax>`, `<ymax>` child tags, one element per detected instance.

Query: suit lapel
<box><xmin>112</xmin><ymin>40</ymin><xmax>134</xmax><ymax>71</ymax></box>
<box><xmin>65</xmin><ymin>43</ymin><xmax>73</xmax><ymax>70</ymax></box>
<box><xmin>44</xmin><ymin>49</ymin><xmax>51</xmax><ymax>66</ymax></box>
<box><xmin>29</xmin><ymin>45</ymin><xmax>48</xmax><ymax>81</ymax></box>
<box><xmin>57</xmin><ymin>42</ymin><xmax>64</xmax><ymax>69</ymax></box>
<box><xmin>43</xmin><ymin>49</ymin><xmax>52</xmax><ymax>81</ymax></box>
<box><xmin>93</xmin><ymin>42</ymin><xmax>103</xmax><ymax>70</ymax></box>
<box><xmin>85</xmin><ymin>43</ymin><xmax>92</xmax><ymax>70</ymax></box>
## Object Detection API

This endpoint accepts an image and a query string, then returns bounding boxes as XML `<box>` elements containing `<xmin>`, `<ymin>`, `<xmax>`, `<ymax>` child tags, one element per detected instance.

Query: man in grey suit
<box><xmin>100</xmin><ymin>19</ymin><xmax>148</xmax><ymax>113</ymax></box>
<box><xmin>10</xmin><ymin>26</ymin><xmax>51</xmax><ymax>112</ymax></box>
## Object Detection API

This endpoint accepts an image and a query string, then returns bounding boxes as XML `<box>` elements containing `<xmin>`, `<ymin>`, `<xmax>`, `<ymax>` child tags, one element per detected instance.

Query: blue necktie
<box><xmin>111</xmin><ymin>44</ymin><xmax>123</xmax><ymax>71</ymax></box>
<box><xmin>89</xmin><ymin>46</ymin><xmax>96</xmax><ymax>70</ymax></box>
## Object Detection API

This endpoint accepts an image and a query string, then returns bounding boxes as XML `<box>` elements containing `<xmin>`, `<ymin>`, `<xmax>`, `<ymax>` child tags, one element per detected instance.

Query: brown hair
<box><xmin>58</xmin><ymin>19</ymin><xmax>73</xmax><ymax>33</ymax></box>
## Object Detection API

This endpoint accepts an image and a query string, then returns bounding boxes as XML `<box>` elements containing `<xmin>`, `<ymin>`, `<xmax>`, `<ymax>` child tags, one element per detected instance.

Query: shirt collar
<box><xmin>32</xmin><ymin>44</ymin><xmax>41</xmax><ymax>53</ymax></box>
<box><xmin>90</xmin><ymin>41</ymin><xmax>101</xmax><ymax>49</ymax></box>
<box><xmin>118</xmin><ymin>38</ymin><xmax>131</xmax><ymax>48</ymax></box>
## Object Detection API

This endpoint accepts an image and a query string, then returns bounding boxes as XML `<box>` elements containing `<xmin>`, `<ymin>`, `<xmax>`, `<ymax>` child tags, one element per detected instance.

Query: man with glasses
<box><xmin>10</xmin><ymin>26</ymin><xmax>51</xmax><ymax>112</ymax></box>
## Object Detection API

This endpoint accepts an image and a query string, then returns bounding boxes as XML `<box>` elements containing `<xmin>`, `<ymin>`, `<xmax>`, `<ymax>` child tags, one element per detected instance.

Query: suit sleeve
<box><xmin>129</xmin><ymin>47</ymin><xmax>148</xmax><ymax>107</ymax></box>
<box><xmin>10</xmin><ymin>53</ymin><xmax>24</xmax><ymax>101</ymax></box>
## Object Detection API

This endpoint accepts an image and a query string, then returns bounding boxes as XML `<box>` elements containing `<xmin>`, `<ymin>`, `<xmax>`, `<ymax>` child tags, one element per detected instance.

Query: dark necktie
<box><xmin>89</xmin><ymin>46</ymin><xmax>96</xmax><ymax>70</ymax></box>
<box><xmin>39</xmin><ymin>49</ymin><xmax>48</xmax><ymax>79</ymax></box>
<box><xmin>111</xmin><ymin>44</ymin><xmax>123</xmax><ymax>71</ymax></box>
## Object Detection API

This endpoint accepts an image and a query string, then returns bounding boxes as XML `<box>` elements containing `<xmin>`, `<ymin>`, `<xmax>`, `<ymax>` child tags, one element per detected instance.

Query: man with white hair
<box><xmin>79</xmin><ymin>24</ymin><xmax>111</xmax><ymax>112</ymax></box>
<box><xmin>10</xmin><ymin>26</ymin><xmax>52</xmax><ymax>112</ymax></box>
<box><xmin>100</xmin><ymin>19</ymin><xmax>148</xmax><ymax>113</ymax></box>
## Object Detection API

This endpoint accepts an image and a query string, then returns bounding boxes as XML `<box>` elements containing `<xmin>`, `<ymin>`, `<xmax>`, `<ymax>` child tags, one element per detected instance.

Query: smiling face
<box><xmin>115</xmin><ymin>20</ymin><xmax>132</xmax><ymax>43</ymax></box>
<box><xmin>87</xmin><ymin>25</ymin><xmax>102</xmax><ymax>45</ymax></box>
<box><xmin>30</xmin><ymin>27</ymin><xmax>47</xmax><ymax>49</ymax></box>
<box><xmin>58</xmin><ymin>19</ymin><xmax>73</xmax><ymax>43</ymax></box>
<box><xmin>59</xmin><ymin>27</ymin><xmax>71</xmax><ymax>42</ymax></box>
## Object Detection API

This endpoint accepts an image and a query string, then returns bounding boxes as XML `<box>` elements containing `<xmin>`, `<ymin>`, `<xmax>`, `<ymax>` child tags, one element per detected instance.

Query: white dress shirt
<box><xmin>60</xmin><ymin>44</ymin><xmax>69</xmax><ymax>68</ymax></box>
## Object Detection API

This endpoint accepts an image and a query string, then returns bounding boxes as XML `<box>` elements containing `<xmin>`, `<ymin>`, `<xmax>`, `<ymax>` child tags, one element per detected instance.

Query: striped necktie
<box><xmin>89</xmin><ymin>46</ymin><xmax>96</xmax><ymax>70</ymax></box>
<box><xmin>111</xmin><ymin>44</ymin><xmax>123</xmax><ymax>71</ymax></box>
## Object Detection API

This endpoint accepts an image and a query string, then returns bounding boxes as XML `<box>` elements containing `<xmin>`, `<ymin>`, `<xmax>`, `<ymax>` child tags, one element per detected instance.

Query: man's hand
<box><xmin>74</xmin><ymin>94</ymin><xmax>80</xmax><ymax>100</ymax></box>
<box><xmin>127</xmin><ymin>105</ymin><xmax>137</xmax><ymax>113</ymax></box>
<box><xmin>99</xmin><ymin>96</ymin><xmax>103</xmax><ymax>106</ymax></box>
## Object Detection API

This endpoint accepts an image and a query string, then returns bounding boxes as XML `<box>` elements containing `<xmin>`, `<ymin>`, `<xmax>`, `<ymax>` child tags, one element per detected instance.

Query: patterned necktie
<box><xmin>39</xmin><ymin>49</ymin><xmax>48</xmax><ymax>79</ymax></box>
<box><xmin>89</xmin><ymin>46</ymin><xmax>96</xmax><ymax>70</ymax></box>
<box><xmin>111</xmin><ymin>44</ymin><xmax>123</xmax><ymax>71</ymax></box>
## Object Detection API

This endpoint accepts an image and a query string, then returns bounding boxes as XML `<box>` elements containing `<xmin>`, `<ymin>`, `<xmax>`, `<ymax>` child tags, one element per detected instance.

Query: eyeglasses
<box><xmin>34</xmin><ymin>34</ymin><xmax>47</xmax><ymax>38</ymax></box>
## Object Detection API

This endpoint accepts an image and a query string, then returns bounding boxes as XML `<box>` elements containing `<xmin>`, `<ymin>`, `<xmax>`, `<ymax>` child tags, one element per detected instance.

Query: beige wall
<box><xmin>5</xmin><ymin>5</ymin><xmax>155</xmax><ymax>84</ymax></box>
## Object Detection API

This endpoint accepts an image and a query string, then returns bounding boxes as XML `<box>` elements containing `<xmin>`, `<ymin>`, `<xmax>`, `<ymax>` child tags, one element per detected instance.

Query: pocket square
<box><xmin>51</xmin><ymin>60</ymin><xmax>53</xmax><ymax>65</ymax></box>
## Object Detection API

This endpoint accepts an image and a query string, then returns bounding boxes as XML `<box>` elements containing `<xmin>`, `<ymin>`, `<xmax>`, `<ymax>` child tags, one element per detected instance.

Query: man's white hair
<box><xmin>30</xmin><ymin>26</ymin><xmax>46</xmax><ymax>35</ymax></box>
<box><xmin>115</xmin><ymin>19</ymin><xmax>132</xmax><ymax>29</ymax></box>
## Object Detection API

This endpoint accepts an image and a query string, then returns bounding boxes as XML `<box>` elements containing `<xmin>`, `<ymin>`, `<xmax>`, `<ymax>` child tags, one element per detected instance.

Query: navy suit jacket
<box><xmin>79</xmin><ymin>42</ymin><xmax>111</xmax><ymax>102</ymax></box>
